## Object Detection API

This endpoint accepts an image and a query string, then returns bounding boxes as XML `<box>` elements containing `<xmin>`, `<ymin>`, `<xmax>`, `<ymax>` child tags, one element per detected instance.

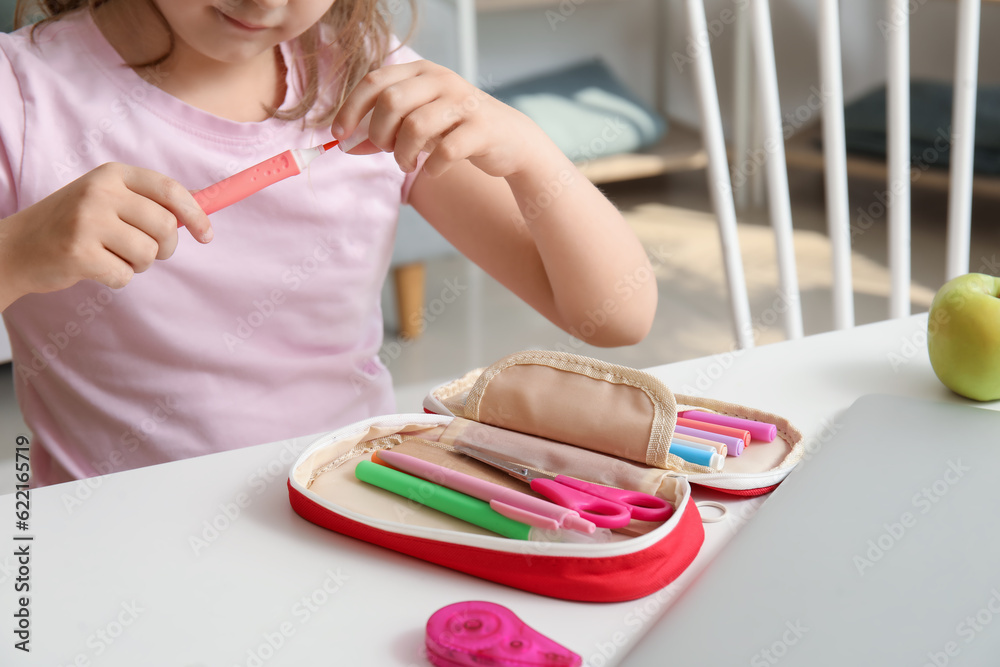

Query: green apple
<box><xmin>927</xmin><ymin>273</ymin><xmax>1000</xmax><ymax>401</ymax></box>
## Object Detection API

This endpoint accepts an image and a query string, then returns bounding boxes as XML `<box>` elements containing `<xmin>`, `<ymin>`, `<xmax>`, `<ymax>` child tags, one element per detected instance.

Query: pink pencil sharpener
<box><xmin>425</xmin><ymin>601</ymin><xmax>582</xmax><ymax>667</ymax></box>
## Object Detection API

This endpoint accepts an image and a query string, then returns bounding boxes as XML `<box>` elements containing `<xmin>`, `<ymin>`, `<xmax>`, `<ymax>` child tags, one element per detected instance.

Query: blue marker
<box><xmin>669</xmin><ymin>440</ymin><xmax>725</xmax><ymax>471</ymax></box>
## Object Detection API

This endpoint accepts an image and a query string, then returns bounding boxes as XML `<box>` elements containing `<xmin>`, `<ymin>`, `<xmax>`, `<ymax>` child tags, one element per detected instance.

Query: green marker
<box><xmin>354</xmin><ymin>460</ymin><xmax>532</xmax><ymax>540</ymax></box>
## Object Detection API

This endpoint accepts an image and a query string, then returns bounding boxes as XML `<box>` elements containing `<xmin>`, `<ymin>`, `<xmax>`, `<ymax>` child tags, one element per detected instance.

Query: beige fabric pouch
<box><xmin>463</xmin><ymin>350</ymin><xmax>677</xmax><ymax>467</ymax></box>
<box><xmin>428</xmin><ymin>350</ymin><xmax>805</xmax><ymax>494</ymax></box>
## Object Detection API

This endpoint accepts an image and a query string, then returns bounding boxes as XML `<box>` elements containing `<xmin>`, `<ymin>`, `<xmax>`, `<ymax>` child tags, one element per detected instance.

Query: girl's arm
<box><xmin>334</xmin><ymin>62</ymin><xmax>657</xmax><ymax>347</ymax></box>
<box><xmin>408</xmin><ymin>147</ymin><xmax>656</xmax><ymax>347</ymax></box>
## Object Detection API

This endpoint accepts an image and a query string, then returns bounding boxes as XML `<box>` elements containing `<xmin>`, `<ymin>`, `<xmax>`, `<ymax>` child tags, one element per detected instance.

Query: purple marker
<box><xmin>674</xmin><ymin>424</ymin><xmax>745</xmax><ymax>456</ymax></box>
<box><xmin>678</xmin><ymin>410</ymin><xmax>778</xmax><ymax>443</ymax></box>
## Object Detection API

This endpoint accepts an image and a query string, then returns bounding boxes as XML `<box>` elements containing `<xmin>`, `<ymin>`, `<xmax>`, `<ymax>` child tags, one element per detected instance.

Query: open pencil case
<box><xmin>288</xmin><ymin>351</ymin><xmax>805</xmax><ymax>602</ymax></box>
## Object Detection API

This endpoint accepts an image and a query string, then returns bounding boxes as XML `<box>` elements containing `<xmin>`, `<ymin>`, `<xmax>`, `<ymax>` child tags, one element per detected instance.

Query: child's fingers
<box><xmin>365</xmin><ymin>80</ymin><xmax>442</xmax><ymax>153</ymax></box>
<box><xmin>332</xmin><ymin>61</ymin><xmax>427</xmax><ymax>142</ymax></box>
<box><xmin>87</xmin><ymin>249</ymin><xmax>136</xmax><ymax>290</ymax></box>
<box><xmin>392</xmin><ymin>101</ymin><xmax>460</xmax><ymax>172</ymax></box>
<box><xmin>423</xmin><ymin>123</ymin><xmax>486</xmax><ymax>178</ymax></box>
<box><xmin>115</xmin><ymin>191</ymin><xmax>180</xmax><ymax>261</ymax></box>
<box><xmin>117</xmin><ymin>164</ymin><xmax>214</xmax><ymax>244</ymax></box>
<box><xmin>100</xmin><ymin>221</ymin><xmax>162</xmax><ymax>275</ymax></box>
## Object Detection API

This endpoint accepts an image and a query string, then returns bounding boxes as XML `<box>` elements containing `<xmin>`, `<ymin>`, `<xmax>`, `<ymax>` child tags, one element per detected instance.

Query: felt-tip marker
<box><xmin>355</xmin><ymin>461</ymin><xmax>610</xmax><ymax>543</ymax></box>
<box><xmin>189</xmin><ymin>140</ymin><xmax>338</xmax><ymax>216</ymax></box>
<box><xmin>679</xmin><ymin>410</ymin><xmax>778</xmax><ymax>443</ymax></box>
<box><xmin>374</xmin><ymin>449</ymin><xmax>597</xmax><ymax>534</ymax></box>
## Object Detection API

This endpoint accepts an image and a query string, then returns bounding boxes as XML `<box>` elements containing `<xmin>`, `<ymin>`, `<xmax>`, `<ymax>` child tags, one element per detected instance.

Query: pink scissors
<box><xmin>455</xmin><ymin>446</ymin><xmax>674</xmax><ymax>529</ymax></box>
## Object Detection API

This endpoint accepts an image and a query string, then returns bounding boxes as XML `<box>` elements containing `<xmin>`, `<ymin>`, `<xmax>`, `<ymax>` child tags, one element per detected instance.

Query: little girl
<box><xmin>0</xmin><ymin>0</ymin><xmax>657</xmax><ymax>486</ymax></box>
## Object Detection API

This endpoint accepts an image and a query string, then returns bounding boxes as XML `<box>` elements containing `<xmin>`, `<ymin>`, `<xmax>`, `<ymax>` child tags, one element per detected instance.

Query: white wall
<box><xmin>403</xmin><ymin>0</ymin><xmax>661</xmax><ymax>106</ymax></box>
<box><xmin>406</xmin><ymin>0</ymin><xmax>1000</xmax><ymax>136</ymax></box>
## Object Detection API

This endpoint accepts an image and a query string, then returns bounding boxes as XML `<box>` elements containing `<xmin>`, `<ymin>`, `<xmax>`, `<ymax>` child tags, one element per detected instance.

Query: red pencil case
<box><xmin>287</xmin><ymin>350</ymin><xmax>804</xmax><ymax>602</ymax></box>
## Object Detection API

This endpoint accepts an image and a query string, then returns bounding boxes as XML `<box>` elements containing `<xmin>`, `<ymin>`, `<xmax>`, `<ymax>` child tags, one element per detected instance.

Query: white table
<box><xmin>2</xmin><ymin>314</ymin><xmax>993</xmax><ymax>666</ymax></box>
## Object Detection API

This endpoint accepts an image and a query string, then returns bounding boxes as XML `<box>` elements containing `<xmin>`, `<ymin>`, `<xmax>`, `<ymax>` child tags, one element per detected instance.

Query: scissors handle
<box><xmin>529</xmin><ymin>479</ymin><xmax>632</xmax><ymax>529</ymax></box>
<box><xmin>553</xmin><ymin>475</ymin><xmax>674</xmax><ymax>523</ymax></box>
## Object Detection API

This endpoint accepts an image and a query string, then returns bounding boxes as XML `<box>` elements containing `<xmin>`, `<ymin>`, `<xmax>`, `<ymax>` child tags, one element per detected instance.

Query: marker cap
<box><xmin>339</xmin><ymin>109</ymin><xmax>373</xmax><ymax>152</ymax></box>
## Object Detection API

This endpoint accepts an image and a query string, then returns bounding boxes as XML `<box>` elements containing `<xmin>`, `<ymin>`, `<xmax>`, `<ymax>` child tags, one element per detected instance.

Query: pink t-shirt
<box><xmin>0</xmin><ymin>11</ymin><xmax>423</xmax><ymax>485</ymax></box>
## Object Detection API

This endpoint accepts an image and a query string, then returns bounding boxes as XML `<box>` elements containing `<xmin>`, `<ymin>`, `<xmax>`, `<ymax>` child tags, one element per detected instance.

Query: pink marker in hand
<box><xmin>190</xmin><ymin>140</ymin><xmax>338</xmax><ymax>216</ymax></box>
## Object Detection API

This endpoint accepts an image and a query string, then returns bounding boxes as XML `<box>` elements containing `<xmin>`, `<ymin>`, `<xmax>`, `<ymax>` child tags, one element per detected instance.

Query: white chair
<box><xmin>684</xmin><ymin>0</ymin><xmax>981</xmax><ymax>348</ymax></box>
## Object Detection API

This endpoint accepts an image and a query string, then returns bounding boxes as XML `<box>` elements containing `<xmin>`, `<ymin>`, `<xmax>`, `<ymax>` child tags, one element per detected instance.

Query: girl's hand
<box><xmin>332</xmin><ymin>60</ymin><xmax>545</xmax><ymax>180</ymax></box>
<box><xmin>0</xmin><ymin>162</ymin><xmax>213</xmax><ymax>307</ymax></box>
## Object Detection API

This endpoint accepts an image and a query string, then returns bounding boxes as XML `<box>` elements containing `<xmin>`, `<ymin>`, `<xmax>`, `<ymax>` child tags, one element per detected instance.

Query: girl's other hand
<box><xmin>0</xmin><ymin>163</ymin><xmax>212</xmax><ymax>306</ymax></box>
<box><xmin>332</xmin><ymin>60</ymin><xmax>543</xmax><ymax>180</ymax></box>
<box><xmin>334</xmin><ymin>61</ymin><xmax>656</xmax><ymax>349</ymax></box>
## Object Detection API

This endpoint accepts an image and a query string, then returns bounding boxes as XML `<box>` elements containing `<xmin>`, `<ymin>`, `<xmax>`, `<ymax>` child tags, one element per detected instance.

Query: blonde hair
<box><xmin>14</xmin><ymin>0</ymin><xmax>414</xmax><ymax>127</ymax></box>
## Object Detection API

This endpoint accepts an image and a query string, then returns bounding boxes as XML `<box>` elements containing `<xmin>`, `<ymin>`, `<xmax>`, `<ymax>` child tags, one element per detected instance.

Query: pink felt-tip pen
<box><xmin>374</xmin><ymin>450</ymin><xmax>598</xmax><ymax>535</ymax></box>
<box><xmin>191</xmin><ymin>140</ymin><xmax>338</xmax><ymax>215</ymax></box>
<box><xmin>679</xmin><ymin>410</ymin><xmax>778</xmax><ymax>443</ymax></box>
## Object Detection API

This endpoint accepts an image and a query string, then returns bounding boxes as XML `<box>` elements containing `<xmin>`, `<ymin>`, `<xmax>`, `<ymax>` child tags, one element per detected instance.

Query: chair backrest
<box><xmin>685</xmin><ymin>0</ymin><xmax>979</xmax><ymax>348</ymax></box>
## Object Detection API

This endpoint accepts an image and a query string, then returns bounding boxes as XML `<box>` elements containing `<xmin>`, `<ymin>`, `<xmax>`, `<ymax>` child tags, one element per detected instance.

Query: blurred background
<box><xmin>381</xmin><ymin>0</ymin><xmax>1000</xmax><ymax>405</ymax></box>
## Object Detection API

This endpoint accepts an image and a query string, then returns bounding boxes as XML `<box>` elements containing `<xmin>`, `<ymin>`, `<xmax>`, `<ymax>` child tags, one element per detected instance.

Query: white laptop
<box><xmin>621</xmin><ymin>393</ymin><xmax>1000</xmax><ymax>666</ymax></box>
